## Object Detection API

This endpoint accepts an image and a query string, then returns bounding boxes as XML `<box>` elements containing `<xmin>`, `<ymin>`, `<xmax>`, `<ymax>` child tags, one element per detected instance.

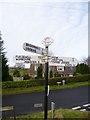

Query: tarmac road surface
<box><xmin>2</xmin><ymin>85</ymin><xmax>89</xmax><ymax>117</ymax></box>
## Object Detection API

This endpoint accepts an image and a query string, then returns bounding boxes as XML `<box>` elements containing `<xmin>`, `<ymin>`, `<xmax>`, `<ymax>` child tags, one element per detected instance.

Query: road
<box><xmin>2</xmin><ymin>85</ymin><xmax>90</xmax><ymax>117</ymax></box>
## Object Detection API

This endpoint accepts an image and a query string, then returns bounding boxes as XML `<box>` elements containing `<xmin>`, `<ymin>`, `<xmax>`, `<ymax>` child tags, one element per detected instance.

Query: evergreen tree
<box><xmin>54</xmin><ymin>72</ymin><xmax>61</xmax><ymax>77</ymax></box>
<box><xmin>37</xmin><ymin>64</ymin><xmax>42</xmax><ymax>79</ymax></box>
<box><xmin>75</xmin><ymin>63</ymin><xmax>89</xmax><ymax>74</ymax></box>
<box><xmin>49</xmin><ymin>70</ymin><xmax>53</xmax><ymax>78</ymax></box>
<box><xmin>0</xmin><ymin>31</ymin><xmax>9</xmax><ymax>81</ymax></box>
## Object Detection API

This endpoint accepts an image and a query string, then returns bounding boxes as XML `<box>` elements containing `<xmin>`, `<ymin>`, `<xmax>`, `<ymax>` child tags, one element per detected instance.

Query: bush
<box><xmin>13</xmin><ymin>69</ymin><xmax>21</xmax><ymax>77</ymax></box>
<box><xmin>23</xmin><ymin>74</ymin><xmax>30</xmax><ymax>80</ymax></box>
<box><xmin>7</xmin><ymin>75</ymin><xmax>13</xmax><ymax>81</ymax></box>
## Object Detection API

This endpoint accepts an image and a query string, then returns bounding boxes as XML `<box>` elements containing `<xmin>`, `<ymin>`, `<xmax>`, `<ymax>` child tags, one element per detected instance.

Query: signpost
<box><xmin>15</xmin><ymin>55</ymin><xmax>31</xmax><ymax>62</ymax></box>
<box><xmin>23</xmin><ymin>42</ymin><xmax>45</xmax><ymax>55</ymax></box>
<box><xmin>23</xmin><ymin>39</ymin><xmax>53</xmax><ymax>120</ymax></box>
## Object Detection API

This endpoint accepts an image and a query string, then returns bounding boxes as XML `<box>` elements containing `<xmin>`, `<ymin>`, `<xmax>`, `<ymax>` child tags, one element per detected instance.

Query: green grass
<box><xmin>22</xmin><ymin>109</ymin><xmax>89</xmax><ymax>119</ymax></box>
<box><xmin>2</xmin><ymin>81</ymin><xmax>89</xmax><ymax>95</ymax></box>
<box><xmin>2</xmin><ymin>109</ymin><xmax>90</xmax><ymax>119</ymax></box>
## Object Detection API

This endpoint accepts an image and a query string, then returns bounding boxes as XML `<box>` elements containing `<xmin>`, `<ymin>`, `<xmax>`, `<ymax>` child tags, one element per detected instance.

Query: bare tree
<box><xmin>80</xmin><ymin>56</ymin><xmax>90</xmax><ymax>67</ymax></box>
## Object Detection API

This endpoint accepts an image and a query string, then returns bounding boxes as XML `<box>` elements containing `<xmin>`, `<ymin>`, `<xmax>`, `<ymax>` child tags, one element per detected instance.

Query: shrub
<box><xmin>13</xmin><ymin>69</ymin><xmax>21</xmax><ymax>77</ymax></box>
<box><xmin>7</xmin><ymin>75</ymin><xmax>13</xmax><ymax>81</ymax></box>
<box><xmin>23</xmin><ymin>74</ymin><xmax>30</xmax><ymax>80</ymax></box>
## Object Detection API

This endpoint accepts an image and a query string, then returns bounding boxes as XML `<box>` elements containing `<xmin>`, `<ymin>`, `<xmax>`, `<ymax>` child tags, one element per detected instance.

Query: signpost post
<box><xmin>42</xmin><ymin>37</ymin><xmax>53</xmax><ymax>120</ymax></box>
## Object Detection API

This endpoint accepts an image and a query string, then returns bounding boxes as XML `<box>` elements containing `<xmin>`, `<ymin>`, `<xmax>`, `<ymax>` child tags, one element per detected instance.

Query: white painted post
<box><xmin>51</xmin><ymin>102</ymin><xmax>55</xmax><ymax>120</ymax></box>
<box><xmin>62</xmin><ymin>80</ymin><xmax>65</xmax><ymax>85</ymax></box>
<box><xmin>47</xmin><ymin>85</ymin><xmax>50</xmax><ymax>96</ymax></box>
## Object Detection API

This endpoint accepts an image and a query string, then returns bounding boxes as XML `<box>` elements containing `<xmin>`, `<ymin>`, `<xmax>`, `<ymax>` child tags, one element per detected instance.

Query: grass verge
<box><xmin>1</xmin><ymin>109</ymin><xmax>90</xmax><ymax>119</ymax></box>
<box><xmin>17</xmin><ymin>109</ymin><xmax>90</xmax><ymax>119</ymax></box>
<box><xmin>2</xmin><ymin>81</ymin><xmax>89</xmax><ymax>96</ymax></box>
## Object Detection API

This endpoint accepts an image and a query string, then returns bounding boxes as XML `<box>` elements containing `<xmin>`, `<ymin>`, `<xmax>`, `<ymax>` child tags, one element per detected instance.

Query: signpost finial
<box><xmin>42</xmin><ymin>37</ymin><xmax>53</xmax><ymax>47</ymax></box>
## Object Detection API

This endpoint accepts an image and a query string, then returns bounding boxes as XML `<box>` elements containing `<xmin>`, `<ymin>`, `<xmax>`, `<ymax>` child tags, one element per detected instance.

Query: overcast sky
<box><xmin>0</xmin><ymin>0</ymin><xmax>89</xmax><ymax>67</ymax></box>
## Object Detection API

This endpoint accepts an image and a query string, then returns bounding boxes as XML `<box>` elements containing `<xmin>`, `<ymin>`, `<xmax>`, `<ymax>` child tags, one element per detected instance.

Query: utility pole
<box><xmin>42</xmin><ymin>37</ymin><xmax>53</xmax><ymax>120</ymax></box>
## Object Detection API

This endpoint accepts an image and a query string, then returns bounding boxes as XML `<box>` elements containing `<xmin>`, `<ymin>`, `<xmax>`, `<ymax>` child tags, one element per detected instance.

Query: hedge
<box><xmin>48</xmin><ymin>74</ymin><xmax>89</xmax><ymax>85</ymax></box>
<box><xmin>2</xmin><ymin>79</ymin><xmax>45</xmax><ymax>89</ymax></box>
<box><xmin>2</xmin><ymin>74</ymin><xmax>90</xmax><ymax>89</ymax></box>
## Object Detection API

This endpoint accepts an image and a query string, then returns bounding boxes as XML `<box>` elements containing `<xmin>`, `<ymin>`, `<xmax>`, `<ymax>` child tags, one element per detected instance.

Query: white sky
<box><xmin>0</xmin><ymin>0</ymin><xmax>89</xmax><ymax>67</ymax></box>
